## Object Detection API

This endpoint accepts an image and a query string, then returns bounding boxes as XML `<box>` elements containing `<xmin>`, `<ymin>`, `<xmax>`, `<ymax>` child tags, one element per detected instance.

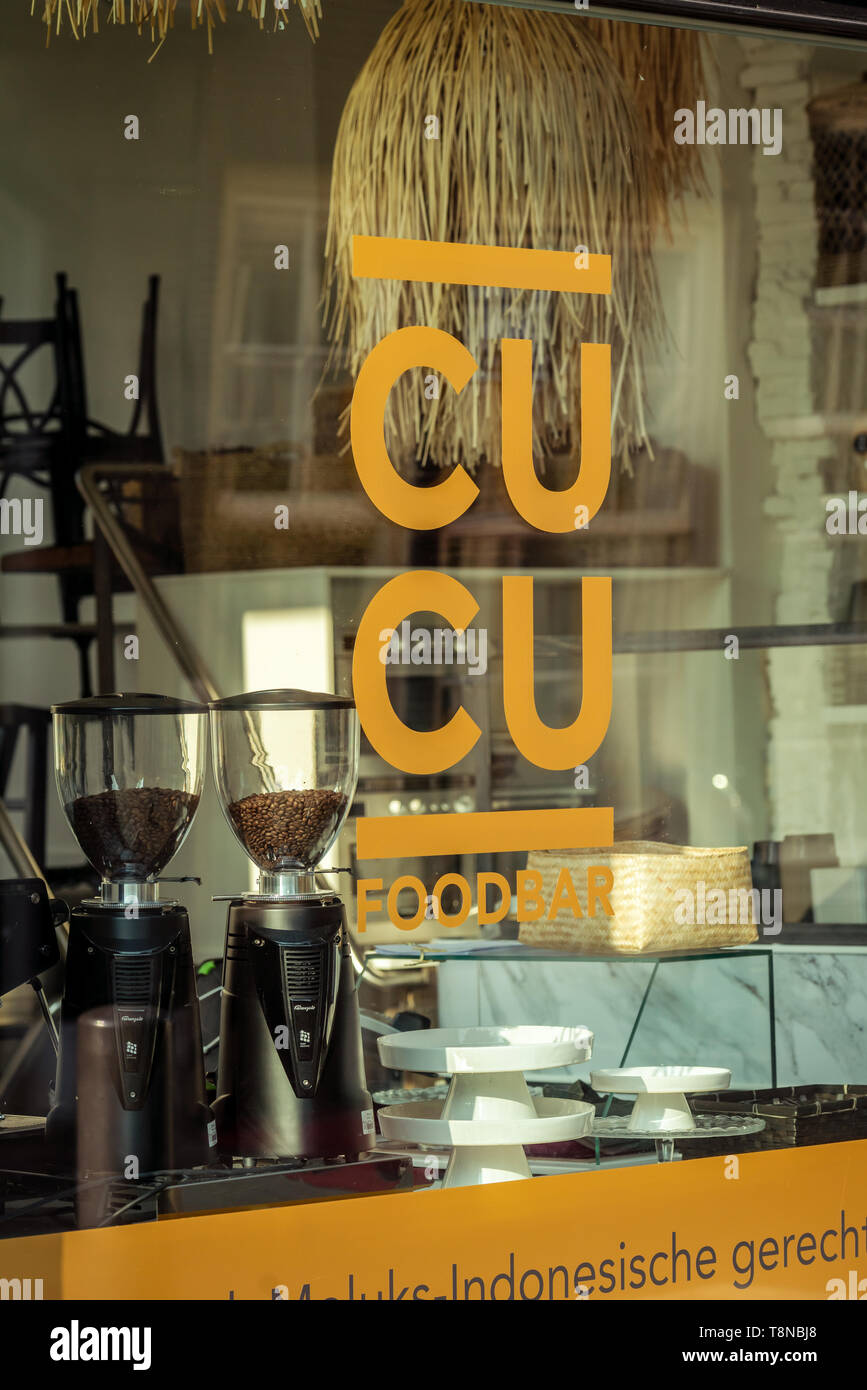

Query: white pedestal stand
<box><xmin>377</xmin><ymin>1025</ymin><xmax>594</xmax><ymax>1187</ymax></box>
<box><xmin>590</xmin><ymin>1065</ymin><xmax>765</xmax><ymax>1161</ymax></box>
<box><xmin>590</xmin><ymin>1066</ymin><xmax>732</xmax><ymax>1134</ymax></box>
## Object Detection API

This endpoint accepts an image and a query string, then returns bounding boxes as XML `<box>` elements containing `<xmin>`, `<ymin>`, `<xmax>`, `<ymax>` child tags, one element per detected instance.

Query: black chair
<box><xmin>0</xmin><ymin>272</ymin><xmax>86</xmax><ymax>543</ymax></box>
<box><xmin>1</xmin><ymin>275</ymin><xmax>165</xmax><ymax>695</ymax></box>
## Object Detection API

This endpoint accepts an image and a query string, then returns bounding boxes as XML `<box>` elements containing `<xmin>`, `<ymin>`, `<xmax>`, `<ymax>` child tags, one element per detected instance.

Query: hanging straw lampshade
<box><xmin>324</xmin><ymin>0</ymin><xmax>664</xmax><ymax>476</ymax></box>
<box><xmin>590</xmin><ymin>18</ymin><xmax>707</xmax><ymax>230</ymax></box>
<box><xmin>36</xmin><ymin>1</ymin><xmax>322</xmax><ymax>48</ymax></box>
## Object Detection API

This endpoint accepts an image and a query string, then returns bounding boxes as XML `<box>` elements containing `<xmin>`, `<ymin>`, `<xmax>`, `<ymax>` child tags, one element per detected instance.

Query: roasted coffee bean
<box><xmin>227</xmin><ymin>788</ymin><xmax>347</xmax><ymax>869</ymax></box>
<box><xmin>68</xmin><ymin>787</ymin><xmax>199</xmax><ymax>881</ymax></box>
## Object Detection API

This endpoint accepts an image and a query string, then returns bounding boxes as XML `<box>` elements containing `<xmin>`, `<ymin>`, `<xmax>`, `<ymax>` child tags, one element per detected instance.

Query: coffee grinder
<box><xmin>48</xmin><ymin>694</ymin><xmax>214</xmax><ymax>1178</ymax></box>
<box><xmin>210</xmin><ymin>689</ymin><xmax>374</xmax><ymax>1161</ymax></box>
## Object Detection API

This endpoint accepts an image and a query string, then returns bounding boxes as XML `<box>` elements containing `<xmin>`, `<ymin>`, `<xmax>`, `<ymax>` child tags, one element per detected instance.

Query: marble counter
<box><xmin>436</xmin><ymin>945</ymin><xmax>867</xmax><ymax>1088</ymax></box>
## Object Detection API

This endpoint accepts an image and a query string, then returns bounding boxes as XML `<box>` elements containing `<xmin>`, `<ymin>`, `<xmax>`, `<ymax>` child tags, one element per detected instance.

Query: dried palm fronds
<box><xmin>35</xmin><ymin>1</ymin><xmax>322</xmax><ymax>47</ymax></box>
<box><xmin>35</xmin><ymin>0</ymin><xmax>99</xmax><ymax>36</ymax></box>
<box><xmin>591</xmin><ymin>18</ymin><xmax>708</xmax><ymax>227</ymax></box>
<box><xmin>324</xmin><ymin>0</ymin><xmax>662</xmax><ymax>475</ymax></box>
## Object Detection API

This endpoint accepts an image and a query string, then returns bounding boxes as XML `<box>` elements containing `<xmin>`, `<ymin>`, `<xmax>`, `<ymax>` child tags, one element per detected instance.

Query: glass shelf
<box><xmin>363</xmin><ymin>943</ymin><xmax>778</xmax><ymax>1092</ymax></box>
<box><xmin>366</xmin><ymin>944</ymin><xmax>771</xmax><ymax>965</ymax></box>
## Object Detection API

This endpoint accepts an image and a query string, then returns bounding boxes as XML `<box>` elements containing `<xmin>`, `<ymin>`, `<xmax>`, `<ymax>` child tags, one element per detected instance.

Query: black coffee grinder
<box><xmin>210</xmin><ymin>689</ymin><xmax>374</xmax><ymax>1161</ymax></box>
<box><xmin>47</xmin><ymin>694</ymin><xmax>215</xmax><ymax>1181</ymax></box>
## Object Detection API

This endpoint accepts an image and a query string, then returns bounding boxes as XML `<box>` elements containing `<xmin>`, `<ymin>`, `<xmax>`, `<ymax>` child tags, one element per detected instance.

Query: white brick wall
<box><xmin>738</xmin><ymin>39</ymin><xmax>831</xmax><ymax>838</ymax></box>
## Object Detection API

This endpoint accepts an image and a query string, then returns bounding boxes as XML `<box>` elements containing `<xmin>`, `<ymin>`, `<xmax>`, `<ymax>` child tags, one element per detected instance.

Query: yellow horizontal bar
<box><xmin>352</xmin><ymin>236</ymin><xmax>611</xmax><ymax>295</ymax></box>
<box><xmin>356</xmin><ymin>806</ymin><xmax>614</xmax><ymax>859</ymax></box>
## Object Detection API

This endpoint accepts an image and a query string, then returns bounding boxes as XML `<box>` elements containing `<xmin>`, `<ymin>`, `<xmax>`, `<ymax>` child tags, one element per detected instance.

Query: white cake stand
<box><xmin>590</xmin><ymin>1066</ymin><xmax>731</xmax><ymax>1133</ymax></box>
<box><xmin>377</xmin><ymin>1025</ymin><xmax>594</xmax><ymax>1187</ymax></box>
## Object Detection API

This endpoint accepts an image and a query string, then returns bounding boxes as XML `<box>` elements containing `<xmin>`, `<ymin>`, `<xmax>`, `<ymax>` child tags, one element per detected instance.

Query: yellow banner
<box><xmin>2</xmin><ymin>1140</ymin><xmax>866</xmax><ymax>1300</ymax></box>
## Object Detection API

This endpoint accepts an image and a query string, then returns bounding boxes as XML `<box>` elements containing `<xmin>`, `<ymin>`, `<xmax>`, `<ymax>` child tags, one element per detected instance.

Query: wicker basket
<box><xmin>519</xmin><ymin>841</ymin><xmax>758</xmax><ymax>954</ymax></box>
<box><xmin>809</xmin><ymin>79</ymin><xmax>867</xmax><ymax>288</ymax></box>
<box><xmin>689</xmin><ymin>1084</ymin><xmax>867</xmax><ymax>1157</ymax></box>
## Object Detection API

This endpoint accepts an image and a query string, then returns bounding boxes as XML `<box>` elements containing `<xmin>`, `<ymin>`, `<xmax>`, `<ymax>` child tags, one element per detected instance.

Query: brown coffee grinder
<box><xmin>210</xmin><ymin>689</ymin><xmax>374</xmax><ymax>1161</ymax></box>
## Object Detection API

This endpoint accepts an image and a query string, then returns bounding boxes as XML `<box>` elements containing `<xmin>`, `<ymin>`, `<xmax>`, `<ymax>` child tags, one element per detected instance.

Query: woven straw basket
<box><xmin>520</xmin><ymin>842</ymin><xmax>758</xmax><ymax>954</ymax></box>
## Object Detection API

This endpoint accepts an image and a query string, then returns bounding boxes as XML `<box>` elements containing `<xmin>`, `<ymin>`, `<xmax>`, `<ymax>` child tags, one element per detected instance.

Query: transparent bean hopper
<box><xmin>47</xmin><ymin>694</ymin><xmax>214</xmax><ymax>1192</ymax></box>
<box><xmin>54</xmin><ymin>692</ymin><xmax>207</xmax><ymax>908</ymax></box>
<box><xmin>209</xmin><ymin>690</ymin><xmax>373</xmax><ymax>1162</ymax></box>
<box><xmin>210</xmin><ymin>688</ymin><xmax>358</xmax><ymax>898</ymax></box>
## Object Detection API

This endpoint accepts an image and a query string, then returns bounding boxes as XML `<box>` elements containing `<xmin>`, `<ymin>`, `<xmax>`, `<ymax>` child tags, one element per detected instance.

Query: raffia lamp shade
<box><xmin>324</xmin><ymin>0</ymin><xmax>663</xmax><ymax>476</ymax></box>
<box><xmin>36</xmin><ymin>1</ymin><xmax>322</xmax><ymax>48</ymax></box>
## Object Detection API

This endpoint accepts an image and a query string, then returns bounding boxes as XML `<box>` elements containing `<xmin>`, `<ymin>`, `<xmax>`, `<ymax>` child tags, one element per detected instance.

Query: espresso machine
<box><xmin>210</xmin><ymin>689</ymin><xmax>374</xmax><ymax>1161</ymax></box>
<box><xmin>48</xmin><ymin>694</ymin><xmax>215</xmax><ymax>1180</ymax></box>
